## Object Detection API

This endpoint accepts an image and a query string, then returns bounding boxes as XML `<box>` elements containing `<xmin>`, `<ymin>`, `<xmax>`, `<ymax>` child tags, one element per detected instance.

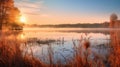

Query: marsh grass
<box><xmin>0</xmin><ymin>31</ymin><xmax>119</xmax><ymax>67</ymax></box>
<box><xmin>0</xmin><ymin>38</ymin><xmax>44</xmax><ymax>67</ymax></box>
<box><xmin>108</xmin><ymin>30</ymin><xmax>120</xmax><ymax>67</ymax></box>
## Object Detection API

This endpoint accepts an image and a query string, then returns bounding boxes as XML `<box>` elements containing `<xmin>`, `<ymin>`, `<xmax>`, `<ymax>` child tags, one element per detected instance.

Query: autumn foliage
<box><xmin>0</xmin><ymin>0</ymin><xmax>23</xmax><ymax>30</ymax></box>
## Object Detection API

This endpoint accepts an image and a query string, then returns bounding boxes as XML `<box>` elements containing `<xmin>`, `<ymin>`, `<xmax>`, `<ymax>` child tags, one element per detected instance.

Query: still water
<box><xmin>0</xmin><ymin>28</ymin><xmax>113</xmax><ymax>64</ymax></box>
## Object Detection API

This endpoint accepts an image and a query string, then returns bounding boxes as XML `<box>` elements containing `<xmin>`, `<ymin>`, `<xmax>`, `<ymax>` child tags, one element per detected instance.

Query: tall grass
<box><xmin>0</xmin><ymin>36</ymin><xmax>106</xmax><ymax>67</ymax></box>
<box><xmin>1</xmin><ymin>30</ymin><xmax>120</xmax><ymax>67</ymax></box>
<box><xmin>0</xmin><ymin>37</ymin><xmax>44</xmax><ymax>67</ymax></box>
<box><xmin>108</xmin><ymin>30</ymin><xmax>120</xmax><ymax>67</ymax></box>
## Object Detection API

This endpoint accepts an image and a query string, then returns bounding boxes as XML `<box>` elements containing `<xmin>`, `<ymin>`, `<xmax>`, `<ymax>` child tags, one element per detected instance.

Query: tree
<box><xmin>0</xmin><ymin>0</ymin><xmax>23</xmax><ymax>30</ymax></box>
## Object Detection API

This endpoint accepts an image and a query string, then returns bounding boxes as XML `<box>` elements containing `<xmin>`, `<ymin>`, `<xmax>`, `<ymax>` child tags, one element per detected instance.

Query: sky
<box><xmin>14</xmin><ymin>0</ymin><xmax>120</xmax><ymax>24</ymax></box>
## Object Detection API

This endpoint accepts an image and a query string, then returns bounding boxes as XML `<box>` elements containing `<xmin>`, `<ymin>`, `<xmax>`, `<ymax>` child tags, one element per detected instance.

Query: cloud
<box><xmin>14</xmin><ymin>0</ymin><xmax>52</xmax><ymax>24</ymax></box>
<box><xmin>14</xmin><ymin>0</ymin><xmax>45</xmax><ymax>15</ymax></box>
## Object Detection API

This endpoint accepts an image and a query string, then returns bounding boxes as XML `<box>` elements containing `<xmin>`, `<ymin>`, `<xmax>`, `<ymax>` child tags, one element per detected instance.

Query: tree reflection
<box><xmin>0</xmin><ymin>30</ymin><xmax>23</xmax><ymax>40</ymax></box>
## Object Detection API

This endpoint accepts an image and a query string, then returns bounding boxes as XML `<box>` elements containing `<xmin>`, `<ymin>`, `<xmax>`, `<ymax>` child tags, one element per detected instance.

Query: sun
<box><xmin>20</xmin><ymin>16</ymin><xmax>26</xmax><ymax>23</ymax></box>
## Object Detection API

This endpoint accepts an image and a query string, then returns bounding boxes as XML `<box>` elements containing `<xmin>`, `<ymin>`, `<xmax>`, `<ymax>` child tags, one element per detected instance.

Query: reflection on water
<box><xmin>0</xmin><ymin>31</ymin><xmax>23</xmax><ymax>40</ymax></box>
<box><xmin>0</xmin><ymin>28</ymin><xmax>116</xmax><ymax>64</ymax></box>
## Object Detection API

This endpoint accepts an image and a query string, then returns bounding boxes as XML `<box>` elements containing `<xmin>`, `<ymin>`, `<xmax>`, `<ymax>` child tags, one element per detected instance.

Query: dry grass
<box><xmin>1</xmin><ymin>30</ymin><xmax>120</xmax><ymax>67</ymax></box>
<box><xmin>108</xmin><ymin>30</ymin><xmax>120</xmax><ymax>67</ymax></box>
<box><xmin>0</xmin><ymin>38</ymin><xmax>45</xmax><ymax>67</ymax></box>
<box><xmin>0</xmin><ymin>37</ymin><xmax>106</xmax><ymax>67</ymax></box>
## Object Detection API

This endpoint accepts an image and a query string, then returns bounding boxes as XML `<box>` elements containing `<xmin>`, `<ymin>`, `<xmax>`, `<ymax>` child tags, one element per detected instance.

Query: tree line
<box><xmin>28</xmin><ymin>22</ymin><xmax>109</xmax><ymax>28</ymax></box>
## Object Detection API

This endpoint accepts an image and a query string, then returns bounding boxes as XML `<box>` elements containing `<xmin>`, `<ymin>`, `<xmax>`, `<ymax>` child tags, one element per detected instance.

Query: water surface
<box><xmin>0</xmin><ymin>28</ymin><xmax>113</xmax><ymax>64</ymax></box>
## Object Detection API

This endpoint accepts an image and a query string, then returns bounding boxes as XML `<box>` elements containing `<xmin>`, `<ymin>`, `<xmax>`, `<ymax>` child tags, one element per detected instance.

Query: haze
<box><xmin>14</xmin><ymin>0</ymin><xmax>120</xmax><ymax>25</ymax></box>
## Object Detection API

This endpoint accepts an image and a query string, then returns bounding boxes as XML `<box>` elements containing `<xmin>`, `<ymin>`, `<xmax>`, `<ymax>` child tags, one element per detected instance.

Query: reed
<box><xmin>108</xmin><ymin>30</ymin><xmax>120</xmax><ymax>67</ymax></box>
<box><xmin>1</xmin><ymin>31</ymin><xmax>120</xmax><ymax>67</ymax></box>
<box><xmin>0</xmin><ymin>38</ymin><xmax>45</xmax><ymax>67</ymax></box>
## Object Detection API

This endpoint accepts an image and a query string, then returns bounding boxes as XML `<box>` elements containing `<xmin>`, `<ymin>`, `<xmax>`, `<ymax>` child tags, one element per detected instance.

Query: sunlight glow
<box><xmin>19</xmin><ymin>34</ymin><xmax>26</xmax><ymax>40</ymax></box>
<box><xmin>20</xmin><ymin>16</ymin><xmax>26</xmax><ymax>23</ymax></box>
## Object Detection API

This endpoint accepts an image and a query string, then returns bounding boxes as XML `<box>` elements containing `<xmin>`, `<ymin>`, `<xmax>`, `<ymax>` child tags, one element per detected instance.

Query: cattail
<box><xmin>110</xmin><ymin>13</ymin><xmax>118</xmax><ymax>22</ymax></box>
<box><xmin>83</xmin><ymin>41</ymin><xmax>90</xmax><ymax>49</ymax></box>
<box><xmin>110</xmin><ymin>13</ymin><xmax>118</xmax><ymax>28</ymax></box>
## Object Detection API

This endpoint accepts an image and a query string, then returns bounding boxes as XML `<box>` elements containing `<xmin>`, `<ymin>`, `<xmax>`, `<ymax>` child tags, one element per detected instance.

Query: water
<box><xmin>0</xmin><ymin>28</ymin><xmax>112</xmax><ymax>64</ymax></box>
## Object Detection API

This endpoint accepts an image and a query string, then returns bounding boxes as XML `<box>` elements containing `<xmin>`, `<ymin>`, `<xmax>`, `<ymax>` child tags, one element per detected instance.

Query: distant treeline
<box><xmin>27</xmin><ymin>22</ymin><xmax>109</xmax><ymax>28</ymax></box>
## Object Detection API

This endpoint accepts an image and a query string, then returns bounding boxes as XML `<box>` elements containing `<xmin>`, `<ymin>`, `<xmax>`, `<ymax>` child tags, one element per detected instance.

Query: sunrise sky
<box><xmin>14</xmin><ymin>0</ymin><xmax>120</xmax><ymax>25</ymax></box>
